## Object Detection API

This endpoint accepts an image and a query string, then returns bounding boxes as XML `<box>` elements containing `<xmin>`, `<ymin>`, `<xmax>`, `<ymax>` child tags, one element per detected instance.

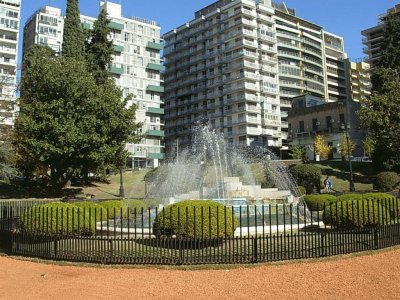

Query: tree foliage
<box><xmin>15</xmin><ymin>45</ymin><xmax>140</xmax><ymax>190</ymax></box>
<box><xmin>0</xmin><ymin>141</ymin><xmax>18</xmax><ymax>181</ymax></box>
<box><xmin>339</xmin><ymin>134</ymin><xmax>356</xmax><ymax>160</ymax></box>
<box><xmin>62</xmin><ymin>0</ymin><xmax>85</xmax><ymax>59</ymax></box>
<box><xmin>363</xmin><ymin>135</ymin><xmax>375</xmax><ymax>158</ymax></box>
<box><xmin>289</xmin><ymin>145</ymin><xmax>307</xmax><ymax>160</ymax></box>
<box><xmin>313</xmin><ymin>135</ymin><xmax>332</xmax><ymax>160</ymax></box>
<box><xmin>85</xmin><ymin>9</ymin><xmax>114</xmax><ymax>84</ymax></box>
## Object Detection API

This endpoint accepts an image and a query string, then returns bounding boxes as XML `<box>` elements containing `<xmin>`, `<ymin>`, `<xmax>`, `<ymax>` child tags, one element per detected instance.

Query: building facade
<box><xmin>163</xmin><ymin>0</ymin><xmax>348</xmax><ymax>155</ymax></box>
<box><xmin>345</xmin><ymin>59</ymin><xmax>371</xmax><ymax>102</ymax></box>
<box><xmin>22</xmin><ymin>1</ymin><xmax>164</xmax><ymax>168</ymax></box>
<box><xmin>362</xmin><ymin>4</ymin><xmax>400</xmax><ymax>70</ymax></box>
<box><xmin>0</xmin><ymin>0</ymin><xmax>20</xmax><ymax>139</ymax></box>
<box><xmin>288</xmin><ymin>95</ymin><xmax>365</xmax><ymax>160</ymax></box>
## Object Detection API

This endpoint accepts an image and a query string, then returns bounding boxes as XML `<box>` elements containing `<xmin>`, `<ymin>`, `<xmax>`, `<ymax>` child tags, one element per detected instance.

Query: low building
<box><xmin>288</xmin><ymin>95</ymin><xmax>366</xmax><ymax>160</ymax></box>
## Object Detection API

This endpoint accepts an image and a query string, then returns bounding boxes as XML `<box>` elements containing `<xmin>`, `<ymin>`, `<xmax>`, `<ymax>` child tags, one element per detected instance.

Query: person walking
<box><xmin>324</xmin><ymin>176</ymin><xmax>332</xmax><ymax>193</ymax></box>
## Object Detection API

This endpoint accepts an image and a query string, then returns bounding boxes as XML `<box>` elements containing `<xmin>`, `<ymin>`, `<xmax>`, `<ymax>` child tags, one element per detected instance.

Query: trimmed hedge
<box><xmin>21</xmin><ymin>202</ymin><xmax>93</xmax><ymax>235</ymax></box>
<box><xmin>98</xmin><ymin>200</ymin><xmax>127</xmax><ymax>219</ymax></box>
<box><xmin>289</xmin><ymin>164</ymin><xmax>322</xmax><ymax>194</ymax></box>
<box><xmin>74</xmin><ymin>201</ymin><xmax>107</xmax><ymax>221</ymax></box>
<box><xmin>153</xmin><ymin>200</ymin><xmax>238</xmax><ymax>239</ymax></box>
<box><xmin>373</xmin><ymin>172</ymin><xmax>400</xmax><ymax>192</ymax></box>
<box><xmin>303</xmin><ymin>194</ymin><xmax>337</xmax><ymax>211</ymax></box>
<box><xmin>323</xmin><ymin>199</ymin><xmax>390</xmax><ymax>229</ymax></box>
<box><xmin>123</xmin><ymin>199</ymin><xmax>146</xmax><ymax>213</ymax></box>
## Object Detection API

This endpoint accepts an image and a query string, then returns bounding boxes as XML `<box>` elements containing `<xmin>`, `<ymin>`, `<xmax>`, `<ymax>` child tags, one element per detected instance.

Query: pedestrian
<box><xmin>324</xmin><ymin>176</ymin><xmax>332</xmax><ymax>193</ymax></box>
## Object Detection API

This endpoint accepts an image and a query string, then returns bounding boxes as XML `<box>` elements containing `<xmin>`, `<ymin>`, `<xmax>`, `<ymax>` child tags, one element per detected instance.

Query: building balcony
<box><xmin>146</xmin><ymin>63</ymin><xmax>165</xmax><ymax>72</ymax></box>
<box><xmin>147</xmin><ymin>130</ymin><xmax>165</xmax><ymax>137</ymax></box>
<box><xmin>147</xmin><ymin>107</ymin><xmax>164</xmax><ymax>115</ymax></box>
<box><xmin>147</xmin><ymin>85</ymin><xmax>164</xmax><ymax>93</ymax></box>
<box><xmin>113</xmin><ymin>44</ymin><xmax>124</xmax><ymax>52</ymax></box>
<box><xmin>109</xmin><ymin>65</ymin><xmax>123</xmax><ymax>75</ymax></box>
<box><xmin>147</xmin><ymin>41</ymin><xmax>163</xmax><ymax>50</ymax></box>
<box><xmin>108</xmin><ymin>21</ymin><xmax>124</xmax><ymax>31</ymax></box>
<box><xmin>147</xmin><ymin>152</ymin><xmax>165</xmax><ymax>160</ymax></box>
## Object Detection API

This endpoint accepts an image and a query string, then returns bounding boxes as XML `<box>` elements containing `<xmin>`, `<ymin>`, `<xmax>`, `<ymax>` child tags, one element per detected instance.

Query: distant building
<box><xmin>0</xmin><ymin>0</ymin><xmax>21</xmax><ymax>140</ymax></box>
<box><xmin>362</xmin><ymin>4</ymin><xmax>400</xmax><ymax>70</ymax></box>
<box><xmin>22</xmin><ymin>1</ymin><xmax>165</xmax><ymax>168</ymax></box>
<box><xmin>162</xmin><ymin>0</ymin><xmax>348</xmax><ymax>155</ymax></box>
<box><xmin>288</xmin><ymin>95</ymin><xmax>366</xmax><ymax>160</ymax></box>
<box><xmin>345</xmin><ymin>59</ymin><xmax>371</xmax><ymax>102</ymax></box>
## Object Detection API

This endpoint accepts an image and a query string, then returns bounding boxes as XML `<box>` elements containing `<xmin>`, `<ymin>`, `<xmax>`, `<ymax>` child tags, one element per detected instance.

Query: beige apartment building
<box><xmin>0</xmin><ymin>0</ymin><xmax>20</xmax><ymax>139</ymax></box>
<box><xmin>345</xmin><ymin>59</ymin><xmax>371</xmax><ymax>102</ymax></box>
<box><xmin>163</xmin><ymin>0</ymin><xmax>348</xmax><ymax>155</ymax></box>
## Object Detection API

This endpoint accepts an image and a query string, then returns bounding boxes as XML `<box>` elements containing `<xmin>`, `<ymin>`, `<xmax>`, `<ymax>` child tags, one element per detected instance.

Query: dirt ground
<box><xmin>1</xmin><ymin>249</ymin><xmax>400</xmax><ymax>300</ymax></box>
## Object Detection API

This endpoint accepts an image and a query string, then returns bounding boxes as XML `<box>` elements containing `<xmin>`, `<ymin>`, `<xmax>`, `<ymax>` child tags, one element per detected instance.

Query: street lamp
<box><xmin>341</xmin><ymin>123</ymin><xmax>355</xmax><ymax>192</ymax></box>
<box><xmin>119</xmin><ymin>168</ymin><xmax>125</xmax><ymax>198</ymax></box>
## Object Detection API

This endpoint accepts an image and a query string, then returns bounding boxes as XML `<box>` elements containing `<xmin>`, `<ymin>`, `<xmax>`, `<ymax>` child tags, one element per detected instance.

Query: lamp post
<box><xmin>341</xmin><ymin>123</ymin><xmax>355</xmax><ymax>192</ymax></box>
<box><xmin>119</xmin><ymin>168</ymin><xmax>125</xmax><ymax>198</ymax></box>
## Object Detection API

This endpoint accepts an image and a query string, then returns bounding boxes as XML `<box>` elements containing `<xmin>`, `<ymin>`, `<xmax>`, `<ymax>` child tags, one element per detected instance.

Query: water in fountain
<box><xmin>145</xmin><ymin>124</ymin><xmax>309</xmax><ymax>220</ymax></box>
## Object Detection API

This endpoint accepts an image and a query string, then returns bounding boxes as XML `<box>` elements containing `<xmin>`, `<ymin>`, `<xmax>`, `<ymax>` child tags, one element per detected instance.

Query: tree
<box><xmin>85</xmin><ymin>9</ymin><xmax>114</xmax><ymax>84</ymax></box>
<box><xmin>313</xmin><ymin>135</ymin><xmax>332</xmax><ymax>160</ymax></box>
<box><xmin>363</xmin><ymin>135</ymin><xmax>375</xmax><ymax>158</ymax></box>
<box><xmin>14</xmin><ymin>45</ymin><xmax>140</xmax><ymax>191</ymax></box>
<box><xmin>289</xmin><ymin>145</ymin><xmax>307</xmax><ymax>160</ymax></box>
<box><xmin>62</xmin><ymin>0</ymin><xmax>85</xmax><ymax>59</ymax></box>
<box><xmin>0</xmin><ymin>141</ymin><xmax>17</xmax><ymax>182</ymax></box>
<box><xmin>339</xmin><ymin>134</ymin><xmax>356</xmax><ymax>161</ymax></box>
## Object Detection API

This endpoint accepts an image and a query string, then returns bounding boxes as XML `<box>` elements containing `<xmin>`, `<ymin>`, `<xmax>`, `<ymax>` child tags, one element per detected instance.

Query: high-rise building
<box><xmin>0</xmin><ymin>0</ymin><xmax>21</xmax><ymax>139</ymax></box>
<box><xmin>345</xmin><ymin>59</ymin><xmax>371</xmax><ymax>102</ymax></box>
<box><xmin>22</xmin><ymin>1</ymin><xmax>165</xmax><ymax>168</ymax></box>
<box><xmin>163</xmin><ymin>0</ymin><xmax>348</xmax><ymax>154</ymax></box>
<box><xmin>23</xmin><ymin>6</ymin><xmax>64</xmax><ymax>57</ymax></box>
<box><xmin>362</xmin><ymin>4</ymin><xmax>400</xmax><ymax>70</ymax></box>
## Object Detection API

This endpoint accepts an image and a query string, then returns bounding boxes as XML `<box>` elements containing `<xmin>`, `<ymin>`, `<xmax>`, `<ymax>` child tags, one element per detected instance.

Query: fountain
<box><xmin>141</xmin><ymin>124</ymin><xmax>311</xmax><ymax>231</ymax></box>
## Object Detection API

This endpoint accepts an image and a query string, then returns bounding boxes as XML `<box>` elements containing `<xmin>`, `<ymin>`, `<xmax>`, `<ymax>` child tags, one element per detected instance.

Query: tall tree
<box><xmin>360</xmin><ymin>12</ymin><xmax>400</xmax><ymax>171</ymax></box>
<box><xmin>86</xmin><ymin>9</ymin><xmax>114</xmax><ymax>84</ymax></box>
<box><xmin>14</xmin><ymin>45</ymin><xmax>140</xmax><ymax>191</ymax></box>
<box><xmin>339</xmin><ymin>134</ymin><xmax>356</xmax><ymax>161</ymax></box>
<box><xmin>62</xmin><ymin>0</ymin><xmax>85</xmax><ymax>59</ymax></box>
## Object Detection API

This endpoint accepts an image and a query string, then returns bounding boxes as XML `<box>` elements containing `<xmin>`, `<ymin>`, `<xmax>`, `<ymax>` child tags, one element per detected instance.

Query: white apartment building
<box><xmin>23</xmin><ymin>6</ymin><xmax>64</xmax><ymax>56</ymax></box>
<box><xmin>23</xmin><ymin>1</ymin><xmax>164</xmax><ymax>169</ymax></box>
<box><xmin>345</xmin><ymin>59</ymin><xmax>371</xmax><ymax>102</ymax></box>
<box><xmin>0</xmin><ymin>0</ymin><xmax>20</xmax><ymax>139</ymax></box>
<box><xmin>163</xmin><ymin>0</ymin><xmax>348</xmax><ymax>153</ymax></box>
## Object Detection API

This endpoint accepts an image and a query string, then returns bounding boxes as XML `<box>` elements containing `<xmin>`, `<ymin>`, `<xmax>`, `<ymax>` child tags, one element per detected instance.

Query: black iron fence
<box><xmin>1</xmin><ymin>198</ymin><xmax>400</xmax><ymax>265</ymax></box>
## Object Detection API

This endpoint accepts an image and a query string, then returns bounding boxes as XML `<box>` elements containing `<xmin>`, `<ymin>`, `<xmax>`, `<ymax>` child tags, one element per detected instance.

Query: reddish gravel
<box><xmin>1</xmin><ymin>249</ymin><xmax>400</xmax><ymax>300</ymax></box>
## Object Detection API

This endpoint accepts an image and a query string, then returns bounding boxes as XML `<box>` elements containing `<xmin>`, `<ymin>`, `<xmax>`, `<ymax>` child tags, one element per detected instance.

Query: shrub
<box><xmin>289</xmin><ymin>164</ymin><xmax>322</xmax><ymax>194</ymax></box>
<box><xmin>123</xmin><ymin>199</ymin><xmax>147</xmax><ymax>213</ymax></box>
<box><xmin>323</xmin><ymin>199</ymin><xmax>390</xmax><ymax>229</ymax></box>
<box><xmin>74</xmin><ymin>201</ymin><xmax>107</xmax><ymax>221</ymax></box>
<box><xmin>98</xmin><ymin>200</ymin><xmax>127</xmax><ymax>219</ymax></box>
<box><xmin>21</xmin><ymin>202</ymin><xmax>93</xmax><ymax>235</ymax></box>
<box><xmin>297</xmin><ymin>186</ymin><xmax>307</xmax><ymax>195</ymax></box>
<box><xmin>303</xmin><ymin>194</ymin><xmax>337</xmax><ymax>211</ymax></box>
<box><xmin>153</xmin><ymin>200</ymin><xmax>238</xmax><ymax>239</ymax></box>
<box><xmin>373</xmin><ymin>172</ymin><xmax>400</xmax><ymax>192</ymax></box>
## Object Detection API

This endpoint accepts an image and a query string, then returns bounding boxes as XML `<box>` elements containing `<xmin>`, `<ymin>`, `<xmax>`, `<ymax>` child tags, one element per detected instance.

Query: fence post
<box><xmin>373</xmin><ymin>227</ymin><xmax>379</xmax><ymax>250</ymax></box>
<box><xmin>252</xmin><ymin>236</ymin><xmax>258</xmax><ymax>263</ymax></box>
<box><xmin>54</xmin><ymin>236</ymin><xmax>58</xmax><ymax>259</ymax></box>
<box><xmin>108</xmin><ymin>239</ymin><xmax>113</xmax><ymax>263</ymax></box>
<box><xmin>178</xmin><ymin>237</ymin><xmax>183</xmax><ymax>265</ymax></box>
<box><xmin>320</xmin><ymin>232</ymin><xmax>326</xmax><ymax>257</ymax></box>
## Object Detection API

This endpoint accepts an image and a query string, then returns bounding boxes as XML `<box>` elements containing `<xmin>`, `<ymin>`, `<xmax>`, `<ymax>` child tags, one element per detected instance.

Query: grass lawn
<box><xmin>312</xmin><ymin>161</ymin><xmax>376</xmax><ymax>193</ymax></box>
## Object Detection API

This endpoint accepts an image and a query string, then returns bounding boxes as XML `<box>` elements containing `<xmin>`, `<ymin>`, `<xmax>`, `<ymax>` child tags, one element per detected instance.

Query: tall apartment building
<box><xmin>362</xmin><ymin>4</ymin><xmax>400</xmax><ymax>70</ymax></box>
<box><xmin>23</xmin><ymin>6</ymin><xmax>64</xmax><ymax>56</ymax></box>
<box><xmin>163</xmin><ymin>0</ymin><xmax>348</xmax><ymax>154</ymax></box>
<box><xmin>23</xmin><ymin>1</ymin><xmax>164</xmax><ymax>169</ymax></box>
<box><xmin>0</xmin><ymin>0</ymin><xmax>20</xmax><ymax>139</ymax></box>
<box><xmin>345</xmin><ymin>59</ymin><xmax>371</xmax><ymax>102</ymax></box>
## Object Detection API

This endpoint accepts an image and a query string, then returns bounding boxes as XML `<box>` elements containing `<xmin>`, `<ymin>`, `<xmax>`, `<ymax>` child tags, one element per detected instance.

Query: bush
<box><xmin>297</xmin><ymin>186</ymin><xmax>307</xmax><ymax>195</ymax></box>
<box><xmin>153</xmin><ymin>200</ymin><xmax>238</xmax><ymax>239</ymax></box>
<box><xmin>373</xmin><ymin>172</ymin><xmax>400</xmax><ymax>192</ymax></box>
<box><xmin>303</xmin><ymin>194</ymin><xmax>337</xmax><ymax>211</ymax></box>
<box><xmin>21</xmin><ymin>202</ymin><xmax>93</xmax><ymax>235</ymax></box>
<box><xmin>289</xmin><ymin>164</ymin><xmax>322</xmax><ymax>194</ymax></box>
<box><xmin>74</xmin><ymin>201</ymin><xmax>107</xmax><ymax>221</ymax></box>
<box><xmin>98</xmin><ymin>200</ymin><xmax>127</xmax><ymax>219</ymax></box>
<box><xmin>123</xmin><ymin>199</ymin><xmax>147</xmax><ymax>213</ymax></box>
<box><xmin>323</xmin><ymin>199</ymin><xmax>390</xmax><ymax>229</ymax></box>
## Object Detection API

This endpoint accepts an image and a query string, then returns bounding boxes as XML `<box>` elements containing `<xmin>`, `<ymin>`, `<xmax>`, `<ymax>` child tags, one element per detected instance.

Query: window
<box><xmin>299</xmin><ymin>121</ymin><xmax>305</xmax><ymax>132</ymax></box>
<box><xmin>326</xmin><ymin>116</ymin><xmax>332</xmax><ymax>129</ymax></box>
<box><xmin>312</xmin><ymin>118</ymin><xmax>319</xmax><ymax>131</ymax></box>
<box><xmin>339</xmin><ymin>113</ymin><xmax>345</xmax><ymax>126</ymax></box>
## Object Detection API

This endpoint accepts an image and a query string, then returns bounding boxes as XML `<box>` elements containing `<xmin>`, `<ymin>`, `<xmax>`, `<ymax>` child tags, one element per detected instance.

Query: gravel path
<box><xmin>1</xmin><ymin>249</ymin><xmax>400</xmax><ymax>300</ymax></box>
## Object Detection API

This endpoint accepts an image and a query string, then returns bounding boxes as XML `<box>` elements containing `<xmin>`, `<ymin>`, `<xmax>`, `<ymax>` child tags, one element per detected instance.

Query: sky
<box><xmin>18</xmin><ymin>0</ymin><xmax>399</xmax><ymax>63</ymax></box>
